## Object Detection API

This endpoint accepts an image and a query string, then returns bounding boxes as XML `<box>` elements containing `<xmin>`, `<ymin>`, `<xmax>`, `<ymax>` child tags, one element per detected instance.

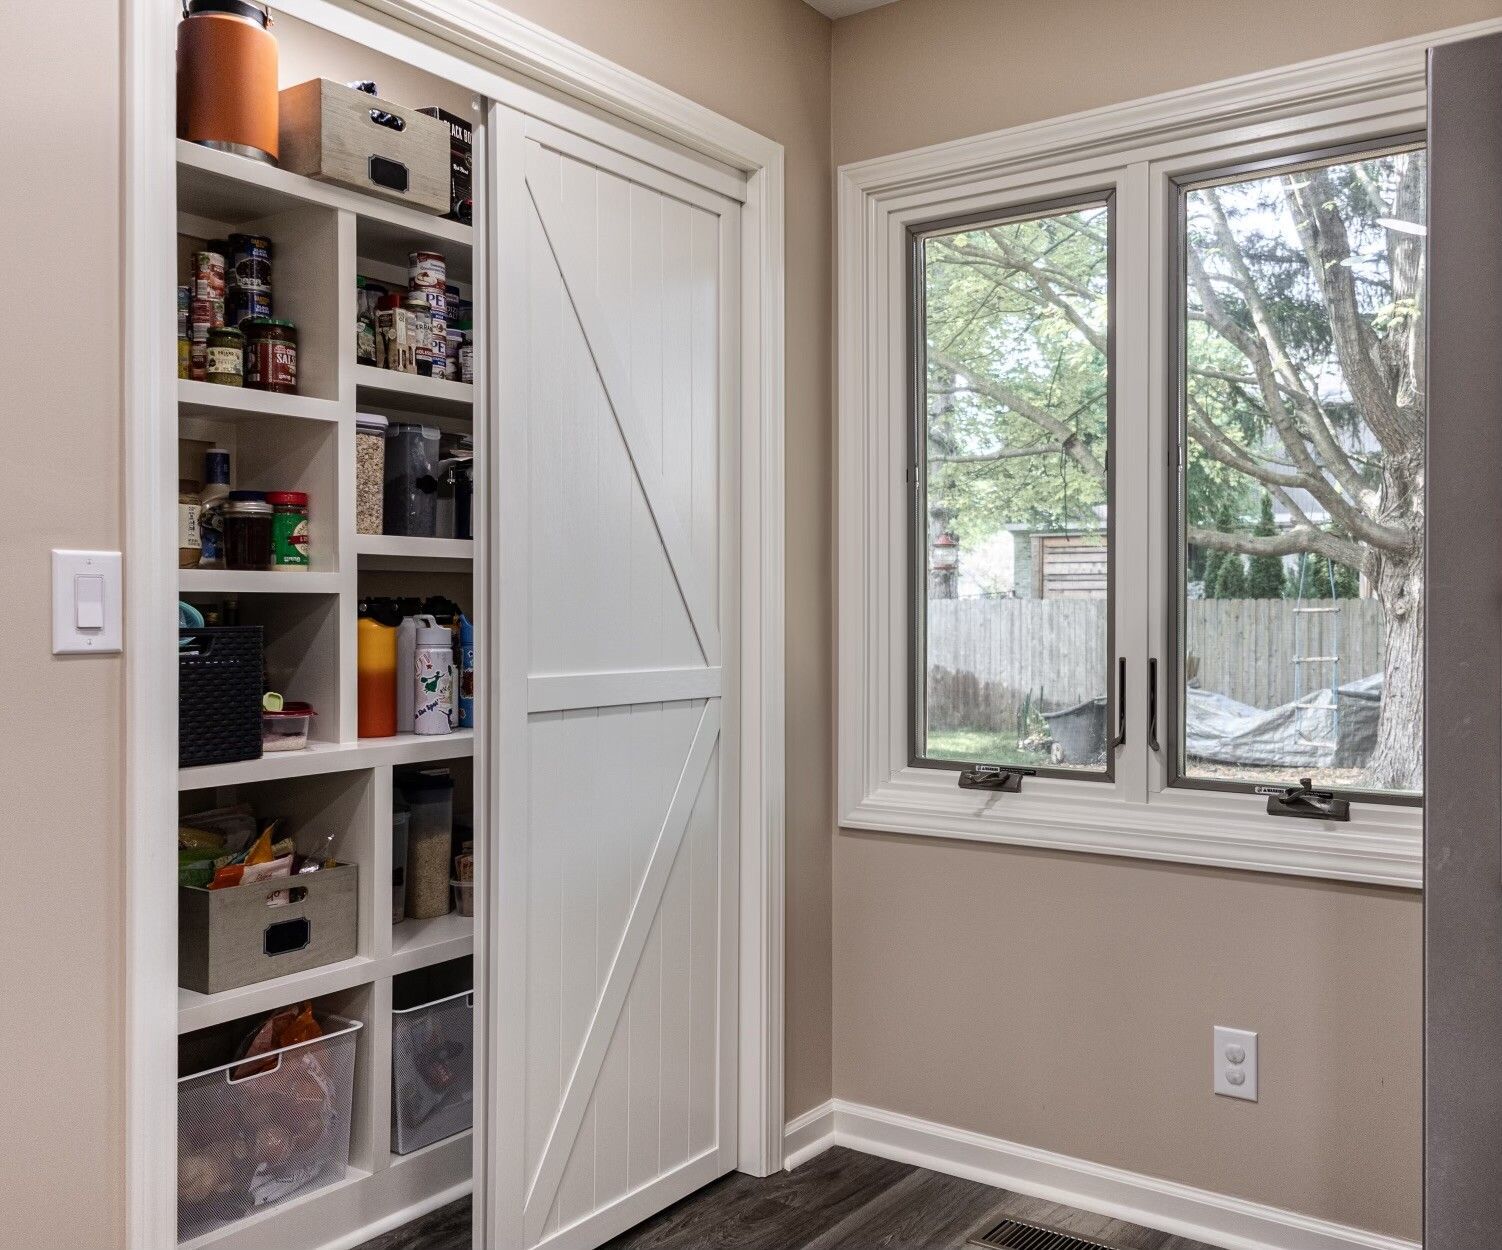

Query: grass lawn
<box><xmin>925</xmin><ymin>728</ymin><xmax>1049</xmax><ymax>767</ymax></box>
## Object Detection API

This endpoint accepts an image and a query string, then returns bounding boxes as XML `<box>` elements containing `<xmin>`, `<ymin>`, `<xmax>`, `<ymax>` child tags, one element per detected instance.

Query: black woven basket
<box><xmin>179</xmin><ymin>626</ymin><xmax>265</xmax><ymax>768</ymax></box>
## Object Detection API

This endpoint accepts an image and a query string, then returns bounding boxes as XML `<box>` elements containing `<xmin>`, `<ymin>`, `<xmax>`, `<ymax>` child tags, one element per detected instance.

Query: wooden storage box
<box><xmin>278</xmin><ymin>79</ymin><xmax>450</xmax><ymax>214</ymax></box>
<box><xmin>179</xmin><ymin>864</ymin><xmax>359</xmax><ymax>994</ymax></box>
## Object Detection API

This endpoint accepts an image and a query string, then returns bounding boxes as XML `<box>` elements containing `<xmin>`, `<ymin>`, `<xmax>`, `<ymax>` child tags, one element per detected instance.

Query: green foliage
<box><xmin>1246</xmin><ymin>494</ymin><xmax>1288</xmax><ymax>598</ymax></box>
<box><xmin>1293</xmin><ymin>551</ymin><xmax>1360</xmax><ymax>600</ymax></box>
<box><xmin>1212</xmin><ymin>552</ymin><xmax>1247</xmax><ymax>599</ymax></box>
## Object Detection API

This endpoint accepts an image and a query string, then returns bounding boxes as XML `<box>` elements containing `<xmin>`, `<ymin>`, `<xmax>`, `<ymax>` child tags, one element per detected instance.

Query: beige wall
<box><xmin>0</xmin><ymin>0</ymin><xmax>125</xmax><ymax>1246</ymax></box>
<box><xmin>832</xmin><ymin>0</ymin><xmax>1502</xmax><ymax>165</ymax></box>
<box><xmin>823</xmin><ymin>0</ymin><xmax>1502</xmax><ymax>1239</ymax></box>
<box><xmin>490</xmin><ymin>0</ymin><xmax>838</xmax><ymax>1119</ymax></box>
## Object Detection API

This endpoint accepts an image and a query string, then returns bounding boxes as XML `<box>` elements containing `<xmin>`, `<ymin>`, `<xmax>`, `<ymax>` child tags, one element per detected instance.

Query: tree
<box><xmin>921</xmin><ymin>149</ymin><xmax>1424</xmax><ymax>788</ymax></box>
<box><xmin>1245</xmin><ymin>493</ymin><xmax>1287</xmax><ymax>599</ymax></box>
<box><xmin>1214</xmin><ymin>553</ymin><xmax>1247</xmax><ymax>599</ymax></box>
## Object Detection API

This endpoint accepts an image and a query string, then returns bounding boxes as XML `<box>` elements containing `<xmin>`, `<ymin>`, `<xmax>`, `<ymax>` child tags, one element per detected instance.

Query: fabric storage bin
<box><xmin>179</xmin><ymin>864</ymin><xmax>358</xmax><ymax>994</ymax></box>
<box><xmin>177</xmin><ymin>1013</ymin><xmax>362</xmax><ymax>1239</ymax></box>
<box><xmin>383</xmin><ymin>423</ymin><xmax>440</xmax><ymax>537</ymax></box>
<box><xmin>391</xmin><ymin>988</ymin><xmax>474</xmax><ymax>1154</ymax></box>
<box><xmin>180</xmin><ymin>626</ymin><xmax>264</xmax><ymax>768</ymax></box>
<box><xmin>278</xmin><ymin>79</ymin><xmax>450</xmax><ymax>214</ymax></box>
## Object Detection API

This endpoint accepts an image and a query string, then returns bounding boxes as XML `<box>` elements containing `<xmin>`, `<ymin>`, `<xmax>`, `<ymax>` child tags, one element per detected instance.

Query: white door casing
<box><xmin>492</xmin><ymin>103</ymin><xmax>743</xmax><ymax>1250</ymax></box>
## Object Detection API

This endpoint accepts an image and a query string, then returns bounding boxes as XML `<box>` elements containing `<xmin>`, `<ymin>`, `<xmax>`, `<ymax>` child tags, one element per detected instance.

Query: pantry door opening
<box><xmin>487</xmin><ymin>100</ymin><xmax>745</xmax><ymax>1250</ymax></box>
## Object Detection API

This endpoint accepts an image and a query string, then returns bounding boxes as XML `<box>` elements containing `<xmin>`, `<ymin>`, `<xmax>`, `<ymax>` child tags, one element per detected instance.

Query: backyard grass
<box><xmin>925</xmin><ymin>728</ymin><xmax>1049</xmax><ymax>767</ymax></box>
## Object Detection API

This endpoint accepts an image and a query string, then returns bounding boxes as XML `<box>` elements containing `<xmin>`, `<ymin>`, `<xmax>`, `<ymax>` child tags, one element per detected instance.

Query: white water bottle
<box><xmin>395</xmin><ymin>615</ymin><xmax>418</xmax><ymax>733</ymax></box>
<box><xmin>413</xmin><ymin>615</ymin><xmax>454</xmax><ymax>735</ymax></box>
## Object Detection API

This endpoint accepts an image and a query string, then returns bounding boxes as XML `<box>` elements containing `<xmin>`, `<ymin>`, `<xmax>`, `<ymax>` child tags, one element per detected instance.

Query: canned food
<box><xmin>190</xmin><ymin>297</ymin><xmax>224</xmax><ymax>340</ymax></box>
<box><xmin>229</xmin><ymin>234</ymin><xmax>272</xmax><ymax>293</ymax></box>
<box><xmin>244</xmin><ymin>318</ymin><xmax>298</xmax><ymax>393</ymax></box>
<box><xmin>190</xmin><ymin>340</ymin><xmax>208</xmax><ymax>383</ymax></box>
<box><xmin>408</xmin><ymin>250</ymin><xmax>446</xmax><ymax>291</ymax></box>
<box><xmin>230</xmin><ymin>289</ymin><xmax>272</xmax><ymax>326</ymax></box>
<box><xmin>178</xmin><ymin>338</ymin><xmax>191</xmax><ymax>380</ymax></box>
<box><xmin>445</xmin><ymin>328</ymin><xmax>462</xmax><ymax>380</ymax></box>
<box><xmin>266</xmin><ymin>490</ymin><xmax>310</xmax><ymax>571</ymax></box>
<box><xmin>403</xmin><ymin>292</ymin><xmax>434</xmax><ymax>376</ymax></box>
<box><xmin>444</xmin><ymin>287</ymin><xmax>460</xmax><ymax>324</ymax></box>
<box><xmin>192</xmin><ymin>251</ymin><xmax>226</xmax><ymax>300</ymax></box>
<box><xmin>205</xmin><ymin>326</ymin><xmax>245</xmax><ymax>387</ymax></box>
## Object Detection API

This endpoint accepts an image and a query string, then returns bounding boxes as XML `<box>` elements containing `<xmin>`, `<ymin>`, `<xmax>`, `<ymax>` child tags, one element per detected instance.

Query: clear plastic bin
<box><xmin>451</xmin><ymin>878</ymin><xmax>473</xmax><ymax>917</ymax></box>
<box><xmin>177</xmin><ymin>1013</ymin><xmax>362</xmax><ymax>1239</ymax></box>
<box><xmin>391</xmin><ymin>989</ymin><xmax>474</xmax><ymax>1154</ymax></box>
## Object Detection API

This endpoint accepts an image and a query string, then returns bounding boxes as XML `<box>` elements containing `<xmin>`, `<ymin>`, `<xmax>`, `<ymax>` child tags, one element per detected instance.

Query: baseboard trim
<box><xmin>784</xmin><ymin>1100</ymin><xmax>1416</xmax><ymax>1250</ymax></box>
<box><xmin>783</xmin><ymin>1099</ymin><xmax>837</xmax><ymax>1170</ymax></box>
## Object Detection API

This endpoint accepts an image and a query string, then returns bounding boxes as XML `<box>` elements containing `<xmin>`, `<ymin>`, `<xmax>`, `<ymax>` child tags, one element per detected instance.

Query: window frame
<box><xmin>1165</xmin><ymin>136</ymin><xmax>1428</xmax><ymax>808</ymax></box>
<box><xmin>836</xmin><ymin>25</ymin><xmax>1444</xmax><ymax>887</ymax></box>
<box><xmin>907</xmin><ymin>192</ymin><xmax>1118</xmax><ymax>783</ymax></box>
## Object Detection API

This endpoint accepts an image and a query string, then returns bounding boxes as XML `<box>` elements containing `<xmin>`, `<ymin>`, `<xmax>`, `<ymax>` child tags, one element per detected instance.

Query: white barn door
<box><xmin>488</xmin><ymin>101</ymin><xmax>743</xmax><ymax>1250</ymax></box>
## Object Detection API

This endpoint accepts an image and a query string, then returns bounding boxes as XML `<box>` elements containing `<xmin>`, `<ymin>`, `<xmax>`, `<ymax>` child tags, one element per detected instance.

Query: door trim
<box><xmin>123</xmin><ymin>4</ymin><xmax>786</xmax><ymax>1249</ymax></box>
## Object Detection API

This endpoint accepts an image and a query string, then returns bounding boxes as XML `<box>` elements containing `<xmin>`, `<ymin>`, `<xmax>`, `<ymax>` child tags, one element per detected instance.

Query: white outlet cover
<box><xmin>1214</xmin><ymin>1025</ymin><xmax>1258</xmax><ymax>1101</ymax></box>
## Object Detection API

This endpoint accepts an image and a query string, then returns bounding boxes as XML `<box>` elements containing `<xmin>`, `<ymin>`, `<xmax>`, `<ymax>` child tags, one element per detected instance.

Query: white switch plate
<box><xmin>52</xmin><ymin>550</ymin><xmax>122</xmax><ymax>654</ymax></box>
<box><xmin>1214</xmin><ymin>1025</ymin><xmax>1258</xmax><ymax>1101</ymax></box>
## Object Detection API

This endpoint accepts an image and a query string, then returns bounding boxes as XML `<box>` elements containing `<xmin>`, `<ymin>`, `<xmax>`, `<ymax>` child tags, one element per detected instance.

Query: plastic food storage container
<box><xmin>391</xmin><ymin>989</ymin><xmax>473</xmax><ymax>1154</ymax></box>
<box><xmin>392</xmin><ymin>807</ymin><xmax>410</xmax><ymax>924</ymax></box>
<box><xmin>398</xmin><ymin>769</ymin><xmax>453</xmax><ymax>920</ymax></box>
<box><xmin>355</xmin><ymin>413</ymin><xmax>387</xmax><ymax>535</ymax></box>
<box><xmin>261</xmin><ymin>701</ymin><xmax>315</xmax><ymax>752</ymax></box>
<box><xmin>451</xmin><ymin>878</ymin><xmax>473</xmax><ymax>917</ymax></box>
<box><xmin>177</xmin><ymin>1013</ymin><xmax>362</xmax><ymax>1240</ymax></box>
<box><xmin>383</xmin><ymin>422</ymin><xmax>440</xmax><ymax>537</ymax></box>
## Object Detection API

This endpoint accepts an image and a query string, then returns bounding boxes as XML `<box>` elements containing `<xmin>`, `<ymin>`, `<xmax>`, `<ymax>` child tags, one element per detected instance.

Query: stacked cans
<box><xmin>408</xmin><ymin>251</ymin><xmax>448</xmax><ymax>378</ymax></box>
<box><xmin>228</xmin><ymin>233</ymin><xmax>273</xmax><ymax>327</ymax></box>
<box><xmin>188</xmin><ymin>249</ymin><xmax>226</xmax><ymax>381</ymax></box>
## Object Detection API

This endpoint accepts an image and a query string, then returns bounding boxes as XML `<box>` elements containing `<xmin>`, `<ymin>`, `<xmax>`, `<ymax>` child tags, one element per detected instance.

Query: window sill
<box><xmin>840</xmin><ymin>766</ymin><xmax>1421</xmax><ymax>888</ymax></box>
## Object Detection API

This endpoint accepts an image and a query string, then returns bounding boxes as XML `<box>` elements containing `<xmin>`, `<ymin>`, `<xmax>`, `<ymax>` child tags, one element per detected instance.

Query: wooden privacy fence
<box><xmin>926</xmin><ymin>597</ymin><xmax>1385</xmax><ymax>732</ymax></box>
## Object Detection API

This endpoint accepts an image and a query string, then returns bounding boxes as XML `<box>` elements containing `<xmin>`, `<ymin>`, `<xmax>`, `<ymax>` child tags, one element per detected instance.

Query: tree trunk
<box><xmin>1367</xmin><ymin>547</ymin><xmax>1423</xmax><ymax>791</ymax></box>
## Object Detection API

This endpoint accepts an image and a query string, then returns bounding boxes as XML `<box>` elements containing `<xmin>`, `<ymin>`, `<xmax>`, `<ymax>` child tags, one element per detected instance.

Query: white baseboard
<box><xmin>783</xmin><ymin>1099</ymin><xmax>837</xmax><ymax>1170</ymax></box>
<box><xmin>784</xmin><ymin>1099</ymin><xmax>1417</xmax><ymax>1250</ymax></box>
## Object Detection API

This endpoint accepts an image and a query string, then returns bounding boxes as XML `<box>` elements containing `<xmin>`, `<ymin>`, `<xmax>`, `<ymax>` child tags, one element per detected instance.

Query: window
<box><xmin>1176</xmin><ymin>146</ymin><xmax>1425</xmax><ymax>801</ymax></box>
<box><xmin>839</xmin><ymin>43</ymin><xmax>1429</xmax><ymax>883</ymax></box>
<box><xmin>914</xmin><ymin>200</ymin><xmax>1113</xmax><ymax>776</ymax></box>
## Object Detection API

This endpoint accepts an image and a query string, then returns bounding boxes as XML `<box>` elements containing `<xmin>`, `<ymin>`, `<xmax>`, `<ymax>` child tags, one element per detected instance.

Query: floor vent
<box><xmin>968</xmin><ymin>1216</ymin><xmax>1126</xmax><ymax>1250</ymax></box>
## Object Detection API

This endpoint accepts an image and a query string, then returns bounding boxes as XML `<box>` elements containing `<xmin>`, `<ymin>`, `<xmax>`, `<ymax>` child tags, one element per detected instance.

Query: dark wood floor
<box><xmin>357</xmin><ymin>1147</ymin><xmax>1224</xmax><ymax>1250</ymax></box>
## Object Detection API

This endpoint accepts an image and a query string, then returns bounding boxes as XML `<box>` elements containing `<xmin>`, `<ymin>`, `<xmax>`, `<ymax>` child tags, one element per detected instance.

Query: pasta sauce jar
<box><xmin>244</xmin><ymin>317</ymin><xmax>297</xmax><ymax>392</ymax></box>
<box><xmin>266</xmin><ymin>490</ymin><xmax>310</xmax><ymax>571</ymax></box>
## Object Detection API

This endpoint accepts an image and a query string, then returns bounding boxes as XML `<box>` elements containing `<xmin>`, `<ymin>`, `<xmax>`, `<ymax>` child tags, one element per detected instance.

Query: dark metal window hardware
<box><xmin>958</xmin><ymin>764</ymin><xmax>1037</xmax><ymax>793</ymax></box>
<box><xmin>1110</xmin><ymin>656</ymin><xmax>1127</xmax><ymax>751</ymax></box>
<box><xmin>1263</xmin><ymin>777</ymin><xmax>1351</xmax><ymax>822</ymax></box>
<box><xmin>1147</xmin><ymin>657</ymin><xmax>1160</xmax><ymax>753</ymax></box>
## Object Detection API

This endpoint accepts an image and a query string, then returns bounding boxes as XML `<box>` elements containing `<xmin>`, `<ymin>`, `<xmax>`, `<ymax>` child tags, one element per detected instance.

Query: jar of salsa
<box><xmin>223</xmin><ymin>491</ymin><xmax>274</xmax><ymax>570</ymax></box>
<box><xmin>244</xmin><ymin>318</ymin><xmax>297</xmax><ymax>393</ymax></box>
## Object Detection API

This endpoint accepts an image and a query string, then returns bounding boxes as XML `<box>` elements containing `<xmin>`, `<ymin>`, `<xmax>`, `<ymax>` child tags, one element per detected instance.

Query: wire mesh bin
<box><xmin>391</xmin><ymin>988</ymin><xmax>474</xmax><ymax>1154</ymax></box>
<box><xmin>177</xmin><ymin>1013</ymin><xmax>362</xmax><ymax>1238</ymax></box>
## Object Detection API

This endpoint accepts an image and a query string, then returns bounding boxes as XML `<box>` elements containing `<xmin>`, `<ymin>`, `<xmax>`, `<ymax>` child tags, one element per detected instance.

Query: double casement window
<box><xmin>840</xmin><ymin>46</ymin><xmax>1429</xmax><ymax>882</ymax></box>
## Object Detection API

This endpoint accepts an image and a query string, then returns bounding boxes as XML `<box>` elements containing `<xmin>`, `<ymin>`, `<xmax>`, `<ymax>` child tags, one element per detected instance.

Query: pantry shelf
<box><xmin>179</xmin><ymin>569</ymin><xmax>345</xmax><ymax>595</ymax></box>
<box><xmin>389</xmin><ymin>912</ymin><xmax>475</xmax><ymax>976</ymax></box>
<box><xmin>177</xmin><ymin>138</ymin><xmax>472</xmax><ymax>254</ymax></box>
<box><xmin>355</xmin><ymin>534</ymin><xmax>475</xmax><ymax>569</ymax></box>
<box><xmin>355</xmin><ymin>364</ymin><xmax>474</xmax><ymax>419</ymax></box>
<box><xmin>178</xmin><ymin>728</ymin><xmax>474</xmax><ymax>790</ymax></box>
<box><xmin>178</xmin><ymin>378</ymin><xmax>342</xmax><ymax>424</ymax></box>
<box><xmin>176</xmin><ymin>955</ymin><xmax>375</xmax><ymax>1034</ymax></box>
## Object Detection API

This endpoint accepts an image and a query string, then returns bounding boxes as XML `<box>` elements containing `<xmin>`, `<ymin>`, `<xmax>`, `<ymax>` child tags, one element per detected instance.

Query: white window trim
<box><xmin>837</xmin><ymin>20</ymin><xmax>1502</xmax><ymax>888</ymax></box>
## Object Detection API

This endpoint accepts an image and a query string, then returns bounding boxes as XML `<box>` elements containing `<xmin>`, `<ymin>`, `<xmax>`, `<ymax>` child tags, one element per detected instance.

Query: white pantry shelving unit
<box><xmin>168</xmin><ymin>13</ymin><xmax>484</xmax><ymax>1246</ymax></box>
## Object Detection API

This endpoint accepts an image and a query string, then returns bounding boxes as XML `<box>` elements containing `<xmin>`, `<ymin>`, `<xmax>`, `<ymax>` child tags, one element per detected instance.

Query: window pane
<box><xmin>1179</xmin><ymin>148</ymin><xmax>1425</xmax><ymax>797</ymax></box>
<box><xmin>918</xmin><ymin>203</ymin><xmax>1111</xmax><ymax>773</ymax></box>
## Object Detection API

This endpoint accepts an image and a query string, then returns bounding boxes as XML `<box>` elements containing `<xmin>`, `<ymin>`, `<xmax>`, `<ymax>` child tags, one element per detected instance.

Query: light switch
<box><xmin>52</xmin><ymin>550</ymin><xmax>122</xmax><ymax>654</ymax></box>
<box><xmin>75</xmin><ymin>574</ymin><xmax>105</xmax><ymax>630</ymax></box>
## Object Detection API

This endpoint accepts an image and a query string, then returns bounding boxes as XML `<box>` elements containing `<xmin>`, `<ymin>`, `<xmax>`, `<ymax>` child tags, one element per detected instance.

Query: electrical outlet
<box><xmin>1214</xmin><ymin>1026</ymin><xmax>1258</xmax><ymax>1101</ymax></box>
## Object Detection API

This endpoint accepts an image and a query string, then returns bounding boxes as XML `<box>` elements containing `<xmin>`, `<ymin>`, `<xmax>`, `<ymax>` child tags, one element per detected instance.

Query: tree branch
<box><xmin>1189</xmin><ymin>524</ymin><xmax>1369</xmax><ymax>573</ymax></box>
<box><xmin>931</xmin><ymin>443</ymin><xmax>1065</xmax><ymax>464</ymax></box>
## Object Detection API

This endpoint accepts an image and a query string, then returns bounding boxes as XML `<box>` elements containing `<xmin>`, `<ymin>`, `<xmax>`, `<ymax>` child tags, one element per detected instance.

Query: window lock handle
<box><xmin>1147</xmin><ymin>657</ymin><xmax>1161</xmax><ymax>754</ymax></box>
<box><xmin>1110</xmin><ymin>656</ymin><xmax>1127</xmax><ymax>751</ymax></box>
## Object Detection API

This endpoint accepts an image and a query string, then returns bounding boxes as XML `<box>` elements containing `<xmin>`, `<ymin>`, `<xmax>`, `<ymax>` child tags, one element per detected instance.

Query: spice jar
<box><xmin>266</xmin><ymin>490</ymin><xmax>309</xmax><ymax>571</ymax></box>
<box><xmin>222</xmin><ymin>491</ymin><xmax>273</xmax><ymax>570</ymax></box>
<box><xmin>244</xmin><ymin>317</ymin><xmax>297</xmax><ymax>393</ymax></box>
<box><xmin>178</xmin><ymin>480</ymin><xmax>202</xmax><ymax>569</ymax></box>
<box><xmin>355</xmin><ymin>413</ymin><xmax>387</xmax><ymax>535</ymax></box>
<box><xmin>205</xmin><ymin>325</ymin><xmax>244</xmax><ymax>386</ymax></box>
